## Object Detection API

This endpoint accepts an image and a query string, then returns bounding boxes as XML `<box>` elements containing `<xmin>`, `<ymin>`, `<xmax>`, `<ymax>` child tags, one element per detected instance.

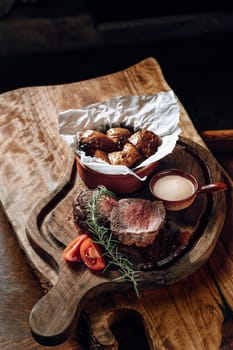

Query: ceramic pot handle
<box><xmin>198</xmin><ymin>182</ymin><xmax>227</xmax><ymax>194</ymax></box>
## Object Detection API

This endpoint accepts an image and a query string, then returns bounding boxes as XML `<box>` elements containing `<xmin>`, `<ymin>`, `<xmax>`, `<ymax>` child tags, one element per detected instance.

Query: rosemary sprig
<box><xmin>85</xmin><ymin>186</ymin><xmax>141</xmax><ymax>297</ymax></box>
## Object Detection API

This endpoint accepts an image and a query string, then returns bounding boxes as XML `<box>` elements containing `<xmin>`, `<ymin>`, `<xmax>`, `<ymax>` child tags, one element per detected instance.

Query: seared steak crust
<box><xmin>73</xmin><ymin>189</ymin><xmax>93</xmax><ymax>230</ymax></box>
<box><xmin>73</xmin><ymin>189</ymin><xmax>117</xmax><ymax>230</ymax></box>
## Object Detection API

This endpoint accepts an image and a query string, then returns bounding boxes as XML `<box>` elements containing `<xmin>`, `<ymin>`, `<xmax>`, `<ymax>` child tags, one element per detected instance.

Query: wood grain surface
<box><xmin>0</xmin><ymin>57</ymin><xmax>232</xmax><ymax>349</ymax></box>
<box><xmin>25</xmin><ymin>136</ymin><xmax>226</xmax><ymax>344</ymax></box>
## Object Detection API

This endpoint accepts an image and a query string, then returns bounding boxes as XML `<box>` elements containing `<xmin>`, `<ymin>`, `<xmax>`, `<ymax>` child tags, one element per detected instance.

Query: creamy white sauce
<box><xmin>153</xmin><ymin>175</ymin><xmax>195</xmax><ymax>201</ymax></box>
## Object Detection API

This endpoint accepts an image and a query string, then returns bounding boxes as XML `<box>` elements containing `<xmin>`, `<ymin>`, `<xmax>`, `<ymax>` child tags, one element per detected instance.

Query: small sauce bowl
<box><xmin>149</xmin><ymin>168</ymin><xmax>227</xmax><ymax>211</ymax></box>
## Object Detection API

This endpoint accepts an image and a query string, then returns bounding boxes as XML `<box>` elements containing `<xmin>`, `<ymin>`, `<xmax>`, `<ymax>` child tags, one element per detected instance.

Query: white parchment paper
<box><xmin>58</xmin><ymin>90</ymin><xmax>181</xmax><ymax>180</ymax></box>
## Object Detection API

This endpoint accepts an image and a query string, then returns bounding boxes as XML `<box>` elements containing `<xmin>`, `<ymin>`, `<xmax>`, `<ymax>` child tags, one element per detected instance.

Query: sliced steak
<box><xmin>110</xmin><ymin>198</ymin><xmax>166</xmax><ymax>247</ymax></box>
<box><xmin>73</xmin><ymin>188</ymin><xmax>118</xmax><ymax>230</ymax></box>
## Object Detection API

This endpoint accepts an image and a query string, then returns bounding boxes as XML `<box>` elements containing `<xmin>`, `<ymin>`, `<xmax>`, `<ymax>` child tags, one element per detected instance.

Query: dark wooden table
<box><xmin>0</xmin><ymin>58</ymin><xmax>233</xmax><ymax>350</ymax></box>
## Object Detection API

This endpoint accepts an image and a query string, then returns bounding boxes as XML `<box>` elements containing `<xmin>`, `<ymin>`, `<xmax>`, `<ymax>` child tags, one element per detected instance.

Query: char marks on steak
<box><xmin>110</xmin><ymin>198</ymin><xmax>166</xmax><ymax>247</ymax></box>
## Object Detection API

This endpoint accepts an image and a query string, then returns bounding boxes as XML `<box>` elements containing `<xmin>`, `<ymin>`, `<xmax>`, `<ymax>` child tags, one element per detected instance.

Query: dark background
<box><xmin>0</xmin><ymin>0</ymin><xmax>233</xmax><ymax>131</ymax></box>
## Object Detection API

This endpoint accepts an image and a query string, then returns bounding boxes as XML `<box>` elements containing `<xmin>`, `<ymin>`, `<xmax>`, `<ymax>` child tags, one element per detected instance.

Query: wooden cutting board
<box><xmin>26</xmin><ymin>136</ymin><xmax>226</xmax><ymax>344</ymax></box>
<box><xmin>0</xmin><ymin>57</ymin><xmax>231</xmax><ymax>349</ymax></box>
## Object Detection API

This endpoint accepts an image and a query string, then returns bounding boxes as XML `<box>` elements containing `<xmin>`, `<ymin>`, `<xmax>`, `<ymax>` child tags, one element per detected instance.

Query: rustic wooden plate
<box><xmin>26</xmin><ymin>136</ymin><xmax>226</xmax><ymax>345</ymax></box>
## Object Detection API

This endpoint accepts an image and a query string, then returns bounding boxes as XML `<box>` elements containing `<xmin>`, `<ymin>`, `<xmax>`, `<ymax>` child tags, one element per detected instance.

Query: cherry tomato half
<box><xmin>63</xmin><ymin>234</ymin><xmax>88</xmax><ymax>262</ymax></box>
<box><xmin>79</xmin><ymin>237</ymin><xmax>106</xmax><ymax>271</ymax></box>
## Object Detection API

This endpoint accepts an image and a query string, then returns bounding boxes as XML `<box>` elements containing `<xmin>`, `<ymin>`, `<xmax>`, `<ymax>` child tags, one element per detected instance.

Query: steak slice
<box><xmin>73</xmin><ymin>188</ymin><xmax>118</xmax><ymax>231</ymax></box>
<box><xmin>110</xmin><ymin>198</ymin><xmax>166</xmax><ymax>247</ymax></box>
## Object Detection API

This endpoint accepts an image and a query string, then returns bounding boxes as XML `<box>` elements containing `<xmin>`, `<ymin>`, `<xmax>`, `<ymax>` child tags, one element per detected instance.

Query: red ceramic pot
<box><xmin>76</xmin><ymin>155</ymin><xmax>159</xmax><ymax>194</ymax></box>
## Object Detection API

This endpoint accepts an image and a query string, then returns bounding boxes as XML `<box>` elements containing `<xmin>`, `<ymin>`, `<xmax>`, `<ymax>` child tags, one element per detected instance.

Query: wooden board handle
<box><xmin>29</xmin><ymin>264</ymin><xmax>110</xmax><ymax>345</ymax></box>
<box><xmin>200</xmin><ymin>129</ymin><xmax>233</xmax><ymax>153</ymax></box>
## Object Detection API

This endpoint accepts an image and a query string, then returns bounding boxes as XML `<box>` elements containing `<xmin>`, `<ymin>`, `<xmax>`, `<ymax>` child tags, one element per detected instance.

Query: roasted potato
<box><xmin>106</xmin><ymin>127</ymin><xmax>132</xmax><ymax>149</ymax></box>
<box><xmin>78</xmin><ymin>127</ymin><xmax>160</xmax><ymax>168</ymax></box>
<box><xmin>93</xmin><ymin>149</ymin><xmax>110</xmax><ymax>163</ymax></box>
<box><xmin>108</xmin><ymin>143</ymin><xmax>144</xmax><ymax>168</ymax></box>
<box><xmin>128</xmin><ymin>130</ymin><xmax>161</xmax><ymax>158</ymax></box>
<box><xmin>78</xmin><ymin>130</ymin><xmax>117</xmax><ymax>155</ymax></box>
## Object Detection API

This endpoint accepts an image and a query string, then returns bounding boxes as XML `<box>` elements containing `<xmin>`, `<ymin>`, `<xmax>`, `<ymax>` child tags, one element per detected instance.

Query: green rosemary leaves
<box><xmin>85</xmin><ymin>186</ymin><xmax>141</xmax><ymax>296</ymax></box>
